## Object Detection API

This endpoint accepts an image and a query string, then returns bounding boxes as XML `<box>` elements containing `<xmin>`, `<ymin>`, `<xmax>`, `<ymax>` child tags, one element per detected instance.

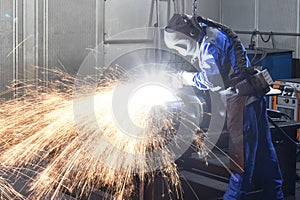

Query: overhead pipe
<box><xmin>235</xmin><ymin>30</ymin><xmax>300</xmax><ymax>37</ymax></box>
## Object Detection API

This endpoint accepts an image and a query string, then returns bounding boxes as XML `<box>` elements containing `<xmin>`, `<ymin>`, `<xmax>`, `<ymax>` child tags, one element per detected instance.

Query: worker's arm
<box><xmin>173</xmin><ymin>43</ymin><xmax>221</xmax><ymax>90</ymax></box>
<box><xmin>176</xmin><ymin>28</ymin><xmax>231</xmax><ymax>90</ymax></box>
<box><xmin>193</xmin><ymin>41</ymin><xmax>222</xmax><ymax>91</ymax></box>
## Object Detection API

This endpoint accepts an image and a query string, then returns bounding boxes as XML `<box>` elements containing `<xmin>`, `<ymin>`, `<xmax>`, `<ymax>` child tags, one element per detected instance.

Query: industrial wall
<box><xmin>0</xmin><ymin>0</ymin><xmax>14</xmax><ymax>99</ymax></box>
<box><xmin>1</xmin><ymin>0</ymin><xmax>299</xmax><ymax>99</ymax></box>
<box><xmin>1</xmin><ymin>0</ymin><xmax>210</xmax><ymax>99</ymax></box>
<box><xmin>0</xmin><ymin>0</ymin><xmax>104</xmax><ymax>99</ymax></box>
<box><xmin>221</xmin><ymin>0</ymin><xmax>300</xmax><ymax>59</ymax></box>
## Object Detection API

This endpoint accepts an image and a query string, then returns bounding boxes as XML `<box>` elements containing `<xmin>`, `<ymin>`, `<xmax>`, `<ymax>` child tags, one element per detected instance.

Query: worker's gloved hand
<box><xmin>215</xmin><ymin>87</ymin><xmax>236</xmax><ymax>117</ymax></box>
<box><xmin>219</xmin><ymin>87</ymin><xmax>236</xmax><ymax>104</ymax></box>
<box><xmin>171</xmin><ymin>71</ymin><xmax>196</xmax><ymax>88</ymax></box>
<box><xmin>218</xmin><ymin>87</ymin><xmax>236</xmax><ymax>97</ymax></box>
<box><xmin>181</xmin><ymin>71</ymin><xmax>196</xmax><ymax>86</ymax></box>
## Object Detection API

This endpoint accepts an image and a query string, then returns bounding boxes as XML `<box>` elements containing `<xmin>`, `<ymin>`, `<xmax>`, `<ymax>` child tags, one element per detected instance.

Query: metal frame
<box><xmin>103</xmin><ymin>0</ymin><xmax>186</xmax><ymax>45</ymax></box>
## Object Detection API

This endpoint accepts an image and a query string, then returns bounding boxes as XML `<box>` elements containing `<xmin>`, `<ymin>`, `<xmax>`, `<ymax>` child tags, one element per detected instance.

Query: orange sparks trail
<box><xmin>0</xmin><ymin>68</ymin><xmax>208</xmax><ymax>200</ymax></box>
<box><xmin>0</xmin><ymin>168</ymin><xmax>24</xmax><ymax>200</ymax></box>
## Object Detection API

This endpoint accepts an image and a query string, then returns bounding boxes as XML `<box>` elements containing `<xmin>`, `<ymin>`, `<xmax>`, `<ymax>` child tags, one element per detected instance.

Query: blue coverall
<box><xmin>193</xmin><ymin>24</ymin><xmax>284</xmax><ymax>200</ymax></box>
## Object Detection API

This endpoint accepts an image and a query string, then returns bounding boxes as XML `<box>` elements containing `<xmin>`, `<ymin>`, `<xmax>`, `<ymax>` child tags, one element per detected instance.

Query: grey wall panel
<box><xmin>104</xmin><ymin>0</ymin><xmax>194</xmax><ymax>38</ymax></box>
<box><xmin>222</xmin><ymin>0</ymin><xmax>255</xmax><ymax>30</ymax></box>
<box><xmin>104</xmin><ymin>0</ymin><xmax>178</xmax><ymax>65</ymax></box>
<box><xmin>197</xmin><ymin>0</ymin><xmax>221</xmax><ymax>21</ymax></box>
<box><xmin>258</xmin><ymin>0</ymin><xmax>298</xmax><ymax>57</ymax></box>
<box><xmin>23</xmin><ymin>0</ymin><xmax>36</xmax><ymax>83</ymax></box>
<box><xmin>222</xmin><ymin>0</ymin><xmax>256</xmax><ymax>48</ymax></box>
<box><xmin>105</xmin><ymin>0</ymin><xmax>152</xmax><ymax>38</ymax></box>
<box><xmin>259</xmin><ymin>0</ymin><xmax>297</xmax><ymax>32</ymax></box>
<box><xmin>257</xmin><ymin>35</ymin><xmax>297</xmax><ymax>55</ymax></box>
<box><xmin>48</xmin><ymin>0</ymin><xmax>97</xmax><ymax>75</ymax></box>
<box><xmin>0</xmin><ymin>0</ymin><xmax>14</xmax><ymax>99</ymax></box>
<box><xmin>222</xmin><ymin>0</ymin><xmax>300</xmax><ymax>58</ymax></box>
<box><xmin>298</xmin><ymin>0</ymin><xmax>300</xmax><ymax>58</ymax></box>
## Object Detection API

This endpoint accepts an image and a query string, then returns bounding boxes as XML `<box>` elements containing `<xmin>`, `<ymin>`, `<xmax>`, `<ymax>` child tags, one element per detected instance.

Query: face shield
<box><xmin>164</xmin><ymin>14</ymin><xmax>202</xmax><ymax>57</ymax></box>
<box><xmin>164</xmin><ymin>30</ymin><xmax>198</xmax><ymax>57</ymax></box>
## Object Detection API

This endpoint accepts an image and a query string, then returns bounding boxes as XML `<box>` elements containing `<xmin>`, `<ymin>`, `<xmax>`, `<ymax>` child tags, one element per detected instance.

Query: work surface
<box><xmin>1</xmin><ymin>119</ymin><xmax>300</xmax><ymax>200</ymax></box>
<box><xmin>177</xmin><ymin>118</ymin><xmax>300</xmax><ymax>200</ymax></box>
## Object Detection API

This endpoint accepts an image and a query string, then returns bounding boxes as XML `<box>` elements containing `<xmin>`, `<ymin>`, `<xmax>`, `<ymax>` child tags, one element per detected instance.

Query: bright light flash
<box><xmin>129</xmin><ymin>83</ymin><xmax>178</xmax><ymax>106</ymax></box>
<box><xmin>128</xmin><ymin>83</ymin><xmax>178</xmax><ymax>128</ymax></box>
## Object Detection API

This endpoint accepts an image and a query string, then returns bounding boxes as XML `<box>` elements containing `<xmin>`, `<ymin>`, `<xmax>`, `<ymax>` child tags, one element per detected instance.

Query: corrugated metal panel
<box><xmin>23</xmin><ymin>0</ymin><xmax>36</xmax><ymax>83</ymax></box>
<box><xmin>258</xmin><ymin>0</ymin><xmax>298</xmax><ymax>56</ymax></box>
<box><xmin>105</xmin><ymin>0</ymin><xmax>160</xmax><ymax>38</ymax></box>
<box><xmin>104</xmin><ymin>0</ymin><xmax>170</xmax><ymax>66</ymax></box>
<box><xmin>104</xmin><ymin>0</ymin><xmax>192</xmax><ymax>37</ymax></box>
<box><xmin>15</xmin><ymin>0</ymin><xmax>24</xmax><ymax>87</ymax></box>
<box><xmin>0</xmin><ymin>0</ymin><xmax>14</xmax><ymax>99</ymax></box>
<box><xmin>222</xmin><ymin>0</ymin><xmax>255</xmax><ymax>48</ymax></box>
<box><xmin>196</xmin><ymin>0</ymin><xmax>221</xmax><ymax>22</ymax></box>
<box><xmin>222</xmin><ymin>0</ymin><xmax>255</xmax><ymax>30</ymax></box>
<box><xmin>47</xmin><ymin>0</ymin><xmax>97</xmax><ymax>76</ymax></box>
<box><xmin>295</xmin><ymin>0</ymin><xmax>300</xmax><ymax>59</ymax></box>
<box><xmin>103</xmin><ymin>0</ymin><xmax>191</xmax><ymax>66</ymax></box>
<box><xmin>222</xmin><ymin>0</ymin><xmax>300</xmax><ymax>58</ymax></box>
<box><xmin>259</xmin><ymin>0</ymin><xmax>297</xmax><ymax>32</ymax></box>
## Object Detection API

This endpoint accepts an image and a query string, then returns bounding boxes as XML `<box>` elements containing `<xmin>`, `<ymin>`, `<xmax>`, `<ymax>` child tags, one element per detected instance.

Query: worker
<box><xmin>164</xmin><ymin>14</ymin><xmax>284</xmax><ymax>200</ymax></box>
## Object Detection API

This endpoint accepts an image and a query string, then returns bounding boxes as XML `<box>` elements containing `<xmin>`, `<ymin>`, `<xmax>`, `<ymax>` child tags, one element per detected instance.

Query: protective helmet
<box><xmin>164</xmin><ymin>14</ymin><xmax>202</xmax><ymax>56</ymax></box>
<box><xmin>165</xmin><ymin>14</ymin><xmax>202</xmax><ymax>40</ymax></box>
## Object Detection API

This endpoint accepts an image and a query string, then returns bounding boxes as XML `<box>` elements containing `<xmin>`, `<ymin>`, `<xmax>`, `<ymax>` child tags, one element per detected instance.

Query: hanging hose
<box><xmin>194</xmin><ymin>16</ymin><xmax>251</xmax><ymax>80</ymax></box>
<box><xmin>196</xmin><ymin>16</ymin><xmax>274</xmax><ymax>96</ymax></box>
<box><xmin>192</xmin><ymin>0</ymin><xmax>197</xmax><ymax>17</ymax></box>
<box><xmin>166</xmin><ymin>0</ymin><xmax>270</xmax><ymax>95</ymax></box>
<box><xmin>189</xmin><ymin>0</ymin><xmax>250</xmax><ymax>78</ymax></box>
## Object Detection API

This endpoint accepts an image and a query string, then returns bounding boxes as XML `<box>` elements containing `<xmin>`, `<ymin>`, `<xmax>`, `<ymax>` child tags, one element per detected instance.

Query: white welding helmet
<box><xmin>164</xmin><ymin>31</ymin><xmax>198</xmax><ymax>56</ymax></box>
<box><xmin>164</xmin><ymin>14</ymin><xmax>202</xmax><ymax>57</ymax></box>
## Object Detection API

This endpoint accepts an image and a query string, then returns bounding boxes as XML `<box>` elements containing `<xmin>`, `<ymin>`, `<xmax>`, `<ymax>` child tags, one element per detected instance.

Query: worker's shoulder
<box><xmin>204</xmin><ymin>26</ymin><xmax>230</xmax><ymax>46</ymax></box>
<box><xmin>205</xmin><ymin>26</ymin><xmax>219</xmax><ymax>39</ymax></box>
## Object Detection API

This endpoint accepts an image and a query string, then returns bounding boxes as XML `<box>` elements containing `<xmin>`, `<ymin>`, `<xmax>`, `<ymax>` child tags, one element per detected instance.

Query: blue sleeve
<box><xmin>228</xmin><ymin>42</ymin><xmax>252</xmax><ymax>75</ymax></box>
<box><xmin>192</xmin><ymin>29</ymin><xmax>250</xmax><ymax>90</ymax></box>
<box><xmin>193</xmin><ymin>41</ymin><xmax>222</xmax><ymax>90</ymax></box>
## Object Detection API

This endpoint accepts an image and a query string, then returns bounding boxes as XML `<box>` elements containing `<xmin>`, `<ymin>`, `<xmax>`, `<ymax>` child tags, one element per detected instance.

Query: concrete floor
<box><xmin>1</xmin><ymin>155</ymin><xmax>300</xmax><ymax>200</ymax></box>
<box><xmin>289</xmin><ymin>161</ymin><xmax>300</xmax><ymax>200</ymax></box>
<box><xmin>1</xmin><ymin>164</ymin><xmax>300</xmax><ymax>200</ymax></box>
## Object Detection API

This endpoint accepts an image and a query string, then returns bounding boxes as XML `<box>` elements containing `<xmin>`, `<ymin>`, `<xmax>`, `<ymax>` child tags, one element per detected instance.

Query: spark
<box><xmin>6</xmin><ymin>35</ymin><xmax>33</xmax><ymax>58</ymax></box>
<box><xmin>0</xmin><ymin>167</ymin><xmax>25</xmax><ymax>200</ymax></box>
<box><xmin>4</xmin><ymin>13</ymin><xmax>11</xmax><ymax>18</ymax></box>
<box><xmin>0</xmin><ymin>67</ymin><xmax>213</xmax><ymax>199</ymax></box>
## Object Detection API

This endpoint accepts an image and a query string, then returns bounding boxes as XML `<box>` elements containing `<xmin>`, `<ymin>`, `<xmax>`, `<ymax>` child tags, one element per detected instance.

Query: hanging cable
<box><xmin>251</xmin><ymin>48</ymin><xmax>268</xmax><ymax>66</ymax></box>
<box><xmin>192</xmin><ymin>0</ymin><xmax>198</xmax><ymax>17</ymax></box>
<box><xmin>259</xmin><ymin>32</ymin><xmax>272</xmax><ymax>43</ymax></box>
<box><xmin>271</xmin><ymin>33</ymin><xmax>276</xmax><ymax>48</ymax></box>
<box><xmin>174</xmin><ymin>0</ymin><xmax>179</xmax><ymax>14</ymax></box>
<box><xmin>195</xmin><ymin>16</ymin><xmax>251</xmax><ymax>79</ymax></box>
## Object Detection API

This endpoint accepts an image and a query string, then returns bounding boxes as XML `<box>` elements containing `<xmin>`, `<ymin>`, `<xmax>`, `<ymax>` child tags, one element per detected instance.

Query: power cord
<box><xmin>248</xmin><ymin>30</ymin><xmax>275</xmax><ymax>50</ymax></box>
<box><xmin>267</xmin><ymin>116</ymin><xmax>300</xmax><ymax>149</ymax></box>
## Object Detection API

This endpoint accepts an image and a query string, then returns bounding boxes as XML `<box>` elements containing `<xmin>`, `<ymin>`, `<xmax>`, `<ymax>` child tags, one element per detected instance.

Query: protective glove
<box><xmin>218</xmin><ymin>87</ymin><xmax>236</xmax><ymax>97</ymax></box>
<box><xmin>181</xmin><ymin>71</ymin><xmax>196</xmax><ymax>86</ymax></box>
<box><xmin>235</xmin><ymin>69</ymin><xmax>272</xmax><ymax>96</ymax></box>
<box><xmin>170</xmin><ymin>72</ymin><xmax>184</xmax><ymax>88</ymax></box>
<box><xmin>218</xmin><ymin>87</ymin><xmax>236</xmax><ymax>105</ymax></box>
<box><xmin>217</xmin><ymin>87</ymin><xmax>236</xmax><ymax>117</ymax></box>
<box><xmin>171</xmin><ymin>71</ymin><xmax>196</xmax><ymax>88</ymax></box>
